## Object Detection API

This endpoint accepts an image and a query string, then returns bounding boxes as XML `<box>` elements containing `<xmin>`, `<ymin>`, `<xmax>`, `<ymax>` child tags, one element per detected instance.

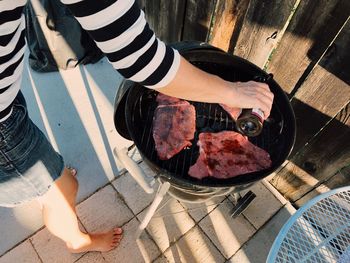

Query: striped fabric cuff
<box><xmin>62</xmin><ymin>0</ymin><xmax>180</xmax><ymax>89</ymax></box>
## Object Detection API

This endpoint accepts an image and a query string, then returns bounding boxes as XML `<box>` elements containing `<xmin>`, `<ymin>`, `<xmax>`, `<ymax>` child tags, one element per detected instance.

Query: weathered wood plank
<box><xmin>295</xmin><ymin>165</ymin><xmax>350</xmax><ymax>207</ymax></box>
<box><xmin>267</xmin><ymin>0</ymin><xmax>350</xmax><ymax>94</ymax></box>
<box><xmin>208</xmin><ymin>0</ymin><xmax>250</xmax><ymax>52</ymax></box>
<box><xmin>233</xmin><ymin>0</ymin><xmax>299</xmax><ymax>67</ymax></box>
<box><xmin>270</xmin><ymin>103</ymin><xmax>350</xmax><ymax>202</ymax></box>
<box><xmin>290</xmin><ymin>20</ymin><xmax>350</xmax><ymax>154</ymax></box>
<box><xmin>136</xmin><ymin>0</ymin><xmax>186</xmax><ymax>43</ymax></box>
<box><xmin>182</xmin><ymin>0</ymin><xmax>217</xmax><ymax>41</ymax></box>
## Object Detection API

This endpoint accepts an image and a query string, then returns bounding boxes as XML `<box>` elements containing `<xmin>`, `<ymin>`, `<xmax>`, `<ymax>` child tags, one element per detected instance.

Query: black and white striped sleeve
<box><xmin>61</xmin><ymin>0</ymin><xmax>181</xmax><ymax>89</ymax></box>
<box><xmin>0</xmin><ymin>0</ymin><xmax>26</xmax><ymax>119</ymax></box>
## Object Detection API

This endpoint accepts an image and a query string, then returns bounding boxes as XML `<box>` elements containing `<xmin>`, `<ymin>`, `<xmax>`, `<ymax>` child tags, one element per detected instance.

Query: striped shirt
<box><xmin>0</xmin><ymin>0</ymin><xmax>180</xmax><ymax>121</ymax></box>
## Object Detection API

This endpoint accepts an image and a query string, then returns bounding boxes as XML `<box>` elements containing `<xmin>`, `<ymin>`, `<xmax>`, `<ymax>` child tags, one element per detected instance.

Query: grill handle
<box><xmin>113</xmin><ymin>147</ymin><xmax>155</xmax><ymax>194</ymax></box>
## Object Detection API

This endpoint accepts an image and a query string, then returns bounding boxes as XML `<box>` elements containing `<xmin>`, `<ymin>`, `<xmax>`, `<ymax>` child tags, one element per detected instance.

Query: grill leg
<box><xmin>136</xmin><ymin>182</ymin><xmax>170</xmax><ymax>238</ymax></box>
<box><xmin>230</xmin><ymin>191</ymin><xmax>256</xmax><ymax>218</ymax></box>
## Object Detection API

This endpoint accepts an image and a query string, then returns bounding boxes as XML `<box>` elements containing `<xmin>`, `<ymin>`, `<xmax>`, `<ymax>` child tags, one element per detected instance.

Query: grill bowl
<box><xmin>116</xmin><ymin>43</ymin><xmax>296</xmax><ymax>190</ymax></box>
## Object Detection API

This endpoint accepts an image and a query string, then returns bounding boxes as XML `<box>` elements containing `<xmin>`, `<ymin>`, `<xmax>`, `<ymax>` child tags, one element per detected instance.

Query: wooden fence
<box><xmin>137</xmin><ymin>0</ymin><xmax>350</xmax><ymax>207</ymax></box>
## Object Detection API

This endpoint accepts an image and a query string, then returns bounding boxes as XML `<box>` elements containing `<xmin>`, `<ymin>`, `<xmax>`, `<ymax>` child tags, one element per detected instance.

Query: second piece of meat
<box><xmin>188</xmin><ymin>131</ymin><xmax>272</xmax><ymax>179</ymax></box>
<box><xmin>153</xmin><ymin>94</ymin><xmax>196</xmax><ymax>160</ymax></box>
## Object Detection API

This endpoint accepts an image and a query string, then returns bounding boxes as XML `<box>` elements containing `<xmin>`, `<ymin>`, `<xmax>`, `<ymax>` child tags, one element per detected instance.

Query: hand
<box><xmin>226</xmin><ymin>81</ymin><xmax>274</xmax><ymax>119</ymax></box>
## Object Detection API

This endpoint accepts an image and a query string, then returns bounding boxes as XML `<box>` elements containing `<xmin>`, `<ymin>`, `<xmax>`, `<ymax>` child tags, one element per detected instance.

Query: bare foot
<box><xmin>67</xmin><ymin>227</ymin><xmax>123</xmax><ymax>253</ymax></box>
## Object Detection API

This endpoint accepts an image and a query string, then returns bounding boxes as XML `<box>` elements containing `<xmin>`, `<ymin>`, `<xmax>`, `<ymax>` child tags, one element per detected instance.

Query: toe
<box><xmin>114</xmin><ymin>227</ymin><xmax>123</xmax><ymax>234</ymax></box>
<box><xmin>111</xmin><ymin>241</ymin><xmax>119</xmax><ymax>247</ymax></box>
<box><xmin>113</xmin><ymin>233</ymin><xmax>122</xmax><ymax>238</ymax></box>
<box><xmin>113</xmin><ymin>237</ymin><xmax>122</xmax><ymax>242</ymax></box>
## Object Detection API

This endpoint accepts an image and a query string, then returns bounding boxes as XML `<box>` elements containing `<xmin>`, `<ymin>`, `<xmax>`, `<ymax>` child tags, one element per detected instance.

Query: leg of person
<box><xmin>0</xmin><ymin>92</ymin><xmax>122</xmax><ymax>253</ymax></box>
<box><xmin>39</xmin><ymin>167</ymin><xmax>123</xmax><ymax>253</ymax></box>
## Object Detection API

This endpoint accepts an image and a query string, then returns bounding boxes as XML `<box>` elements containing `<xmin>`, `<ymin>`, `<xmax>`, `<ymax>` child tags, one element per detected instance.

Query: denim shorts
<box><xmin>0</xmin><ymin>92</ymin><xmax>64</xmax><ymax>207</ymax></box>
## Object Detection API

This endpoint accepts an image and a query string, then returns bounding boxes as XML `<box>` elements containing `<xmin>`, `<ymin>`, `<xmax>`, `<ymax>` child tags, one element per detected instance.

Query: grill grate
<box><xmin>125</xmin><ymin>60</ymin><xmax>293</xmax><ymax>187</ymax></box>
<box><xmin>133</xmin><ymin>88</ymin><xmax>283</xmax><ymax>183</ymax></box>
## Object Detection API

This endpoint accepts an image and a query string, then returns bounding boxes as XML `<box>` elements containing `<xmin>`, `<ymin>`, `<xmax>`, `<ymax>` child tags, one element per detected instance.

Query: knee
<box><xmin>40</xmin><ymin>169</ymin><xmax>79</xmax><ymax>206</ymax></box>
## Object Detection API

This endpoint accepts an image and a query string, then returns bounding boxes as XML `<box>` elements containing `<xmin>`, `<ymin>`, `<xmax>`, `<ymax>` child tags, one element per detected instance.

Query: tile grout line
<box><xmin>195</xmin><ymin>221</ymin><xmax>232</xmax><ymax>262</ymax></box>
<box><xmin>227</xmin><ymin>203</ymin><xmax>291</xmax><ymax>261</ymax></box>
<box><xmin>192</xmin><ymin>196</ymin><xmax>264</xmax><ymax>261</ymax></box>
<box><xmin>180</xmin><ymin>197</ymin><xmax>230</xmax><ymax>261</ymax></box>
<box><xmin>241</xmin><ymin>212</ymin><xmax>259</xmax><ymax>231</ymax></box>
<box><xmin>156</xmin><ymin>222</ymin><xmax>224</xmax><ymax>262</ymax></box>
<box><xmin>178</xmin><ymin>195</ymin><xmax>263</xmax><ymax>260</ymax></box>
<box><xmin>0</xmin><ymin>225</ymin><xmax>45</xmax><ymax>258</ymax></box>
<box><xmin>108</xmin><ymin>181</ymin><xmax>142</xmax><ymax>227</ymax></box>
<box><xmin>75</xmin><ymin>170</ymin><xmax>126</xmax><ymax>205</ymax></box>
<box><xmin>28</xmin><ymin>238</ymin><xmax>43</xmax><ymax>263</ymax></box>
<box><xmin>141</xmin><ymin>198</ymin><xmax>203</xmax><ymax>259</ymax></box>
<box><xmin>180</xmin><ymin>196</ymin><xmax>227</xmax><ymax>225</ymax></box>
<box><xmin>150</xmin><ymin>199</ymin><xmax>196</xmax><ymax>256</ymax></box>
<box><xmin>100</xmin><ymin>252</ymin><xmax>110</xmax><ymax>263</ymax></box>
<box><xmin>73</xmin><ymin>252</ymin><xmax>103</xmax><ymax>263</ymax></box>
<box><xmin>76</xmin><ymin>155</ymin><xmax>142</xmax><ymax>207</ymax></box>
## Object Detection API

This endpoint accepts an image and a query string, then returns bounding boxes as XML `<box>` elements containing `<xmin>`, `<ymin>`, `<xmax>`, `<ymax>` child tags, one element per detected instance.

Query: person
<box><xmin>0</xmin><ymin>0</ymin><xmax>274</xmax><ymax>253</ymax></box>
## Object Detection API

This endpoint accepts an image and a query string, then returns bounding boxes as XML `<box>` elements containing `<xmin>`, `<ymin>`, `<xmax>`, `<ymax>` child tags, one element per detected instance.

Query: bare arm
<box><xmin>159</xmin><ymin>56</ymin><xmax>274</xmax><ymax>118</ymax></box>
<box><xmin>61</xmin><ymin>0</ymin><xmax>273</xmax><ymax>118</ymax></box>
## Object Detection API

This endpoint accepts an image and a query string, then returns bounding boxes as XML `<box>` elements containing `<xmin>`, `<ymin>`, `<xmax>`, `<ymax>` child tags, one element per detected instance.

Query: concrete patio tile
<box><xmin>112</xmin><ymin>162</ymin><xmax>159</xmax><ymax>215</ymax></box>
<box><xmin>161</xmin><ymin>226</ymin><xmax>225</xmax><ymax>263</ymax></box>
<box><xmin>76</xmin><ymin>185</ymin><xmax>134</xmax><ymax>233</ymax></box>
<box><xmin>262</xmin><ymin>179</ymin><xmax>288</xmax><ymax>205</ymax></box>
<box><xmin>228</xmin><ymin>203</ymin><xmax>296</xmax><ymax>263</ymax></box>
<box><xmin>102</xmin><ymin>217</ymin><xmax>161</xmax><ymax>263</ymax></box>
<box><xmin>240</xmin><ymin>182</ymin><xmax>283</xmax><ymax>229</ymax></box>
<box><xmin>74</xmin><ymin>252</ymin><xmax>106</xmax><ymax>263</ymax></box>
<box><xmin>137</xmin><ymin>198</ymin><xmax>196</xmax><ymax>252</ymax></box>
<box><xmin>179</xmin><ymin>196</ymin><xmax>226</xmax><ymax>222</ymax></box>
<box><xmin>30</xmin><ymin>223</ymin><xmax>85</xmax><ymax>263</ymax></box>
<box><xmin>0</xmin><ymin>201</ymin><xmax>43</xmax><ymax>256</ymax></box>
<box><xmin>152</xmin><ymin>255</ymin><xmax>168</xmax><ymax>263</ymax></box>
<box><xmin>198</xmin><ymin>199</ymin><xmax>256</xmax><ymax>259</ymax></box>
<box><xmin>0</xmin><ymin>241</ymin><xmax>40</xmax><ymax>263</ymax></box>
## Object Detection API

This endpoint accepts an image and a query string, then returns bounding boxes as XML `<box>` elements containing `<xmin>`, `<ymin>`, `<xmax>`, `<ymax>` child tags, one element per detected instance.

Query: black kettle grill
<box><xmin>113</xmin><ymin>41</ymin><xmax>296</xmax><ymax>195</ymax></box>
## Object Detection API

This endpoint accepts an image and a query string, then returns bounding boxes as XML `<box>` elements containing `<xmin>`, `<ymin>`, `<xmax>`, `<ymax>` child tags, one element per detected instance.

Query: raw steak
<box><xmin>219</xmin><ymin>103</ymin><xmax>241</xmax><ymax>120</ymax></box>
<box><xmin>188</xmin><ymin>131</ymin><xmax>272</xmax><ymax>179</ymax></box>
<box><xmin>153</xmin><ymin>94</ymin><xmax>196</xmax><ymax>160</ymax></box>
